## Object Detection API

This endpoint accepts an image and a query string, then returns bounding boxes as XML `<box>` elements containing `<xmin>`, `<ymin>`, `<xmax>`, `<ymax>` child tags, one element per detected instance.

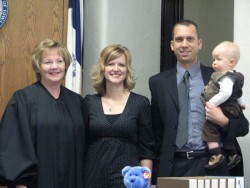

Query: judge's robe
<box><xmin>0</xmin><ymin>81</ymin><xmax>85</xmax><ymax>188</ymax></box>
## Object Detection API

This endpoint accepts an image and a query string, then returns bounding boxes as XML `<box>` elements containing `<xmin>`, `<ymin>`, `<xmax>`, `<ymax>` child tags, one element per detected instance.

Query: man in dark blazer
<box><xmin>149</xmin><ymin>20</ymin><xmax>249</xmax><ymax>185</ymax></box>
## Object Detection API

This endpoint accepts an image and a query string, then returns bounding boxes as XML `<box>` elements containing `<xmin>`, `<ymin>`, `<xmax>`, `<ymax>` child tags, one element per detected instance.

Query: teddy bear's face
<box><xmin>122</xmin><ymin>166</ymin><xmax>151</xmax><ymax>188</ymax></box>
<box><xmin>125</xmin><ymin>171</ymin><xmax>146</xmax><ymax>186</ymax></box>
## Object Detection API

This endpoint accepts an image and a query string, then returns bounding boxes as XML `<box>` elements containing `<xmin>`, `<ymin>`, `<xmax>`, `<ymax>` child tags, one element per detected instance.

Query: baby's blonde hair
<box><xmin>214</xmin><ymin>41</ymin><xmax>240</xmax><ymax>63</ymax></box>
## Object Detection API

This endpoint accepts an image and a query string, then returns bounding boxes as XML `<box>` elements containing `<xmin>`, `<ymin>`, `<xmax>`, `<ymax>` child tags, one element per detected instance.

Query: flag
<box><xmin>65</xmin><ymin>0</ymin><xmax>82</xmax><ymax>94</ymax></box>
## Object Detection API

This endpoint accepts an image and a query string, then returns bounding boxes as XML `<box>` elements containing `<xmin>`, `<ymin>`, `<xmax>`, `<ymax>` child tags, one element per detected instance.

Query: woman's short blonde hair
<box><xmin>31</xmin><ymin>39</ymin><xmax>72</xmax><ymax>81</ymax></box>
<box><xmin>91</xmin><ymin>44</ymin><xmax>136</xmax><ymax>94</ymax></box>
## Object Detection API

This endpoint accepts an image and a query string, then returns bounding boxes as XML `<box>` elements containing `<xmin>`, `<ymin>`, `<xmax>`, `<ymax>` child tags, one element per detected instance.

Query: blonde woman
<box><xmin>83</xmin><ymin>44</ymin><xmax>155</xmax><ymax>187</ymax></box>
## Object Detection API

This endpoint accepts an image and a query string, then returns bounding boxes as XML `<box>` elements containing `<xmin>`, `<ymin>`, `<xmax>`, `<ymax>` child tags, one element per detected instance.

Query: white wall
<box><xmin>83</xmin><ymin>0</ymin><xmax>161</xmax><ymax>98</ymax></box>
<box><xmin>234</xmin><ymin>0</ymin><xmax>250</xmax><ymax>186</ymax></box>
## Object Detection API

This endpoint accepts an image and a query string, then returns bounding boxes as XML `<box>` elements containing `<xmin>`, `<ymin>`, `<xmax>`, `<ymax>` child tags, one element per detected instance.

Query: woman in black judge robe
<box><xmin>0</xmin><ymin>39</ymin><xmax>85</xmax><ymax>188</ymax></box>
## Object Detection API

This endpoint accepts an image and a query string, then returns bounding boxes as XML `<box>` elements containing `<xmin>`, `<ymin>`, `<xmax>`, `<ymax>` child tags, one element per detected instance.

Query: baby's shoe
<box><xmin>205</xmin><ymin>154</ymin><xmax>225</xmax><ymax>169</ymax></box>
<box><xmin>228</xmin><ymin>154</ymin><xmax>241</xmax><ymax>169</ymax></box>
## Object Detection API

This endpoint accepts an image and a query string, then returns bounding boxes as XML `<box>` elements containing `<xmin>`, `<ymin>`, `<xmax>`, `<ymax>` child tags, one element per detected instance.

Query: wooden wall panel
<box><xmin>0</xmin><ymin>0</ymin><xmax>68</xmax><ymax>118</ymax></box>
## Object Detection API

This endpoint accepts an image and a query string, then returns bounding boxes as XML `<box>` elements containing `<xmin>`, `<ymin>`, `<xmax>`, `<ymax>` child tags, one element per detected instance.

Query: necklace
<box><xmin>104</xmin><ymin>98</ymin><xmax>113</xmax><ymax>112</ymax></box>
<box><xmin>103</xmin><ymin>90</ymin><xmax>128</xmax><ymax>113</ymax></box>
<box><xmin>108</xmin><ymin>105</ymin><xmax>112</xmax><ymax>112</ymax></box>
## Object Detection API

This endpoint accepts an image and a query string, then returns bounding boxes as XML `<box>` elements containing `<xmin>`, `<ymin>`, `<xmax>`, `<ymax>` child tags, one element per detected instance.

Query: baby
<box><xmin>201</xmin><ymin>41</ymin><xmax>245</xmax><ymax>169</ymax></box>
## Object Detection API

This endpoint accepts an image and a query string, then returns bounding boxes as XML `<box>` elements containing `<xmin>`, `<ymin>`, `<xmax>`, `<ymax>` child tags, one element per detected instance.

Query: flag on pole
<box><xmin>65</xmin><ymin>0</ymin><xmax>82</xmax><ymax>94</ymax></box>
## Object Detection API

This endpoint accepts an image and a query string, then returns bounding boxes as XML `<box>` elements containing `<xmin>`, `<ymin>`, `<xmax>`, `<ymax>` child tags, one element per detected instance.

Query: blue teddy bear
<box><xmin>122</xmin><ymin>166</ymin><xmax>151</xmax><ymax>188</ymax></box>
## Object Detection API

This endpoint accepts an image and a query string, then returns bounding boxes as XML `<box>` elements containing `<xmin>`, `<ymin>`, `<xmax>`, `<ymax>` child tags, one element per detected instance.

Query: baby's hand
<box><xmin>241</xmin><ymin>104</ymin><xmax>246</xmax><ymax>110</ymax></box>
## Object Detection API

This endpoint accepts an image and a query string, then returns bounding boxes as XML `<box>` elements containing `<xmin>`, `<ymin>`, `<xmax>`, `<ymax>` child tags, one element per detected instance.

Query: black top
<box><xmin>105</xmin><ymin>114</ymin><xmax>121</xmax><ymax>124</ymax></box>
<box><xmin>0</xmin><ymin>82</ymin><xmax>85</xmax><ymax>188</ymax></box>
<box><xmin>83</xmin><ymin>93</ymin><xmax>155</xmax><ymax>187</ymax></box>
